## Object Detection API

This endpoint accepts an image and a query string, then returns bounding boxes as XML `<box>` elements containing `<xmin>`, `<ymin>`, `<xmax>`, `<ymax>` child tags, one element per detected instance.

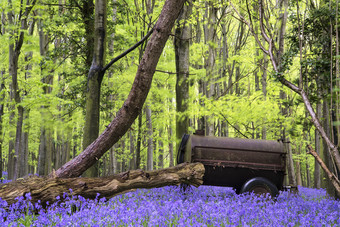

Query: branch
<box><xmin>102</xmin><ymin>27</ymin><xmax>154</xmax><ymax>73</ymax></box>
<box><xmin>258</xmin><ymin>0</ymin><xmax>277</xmax><ymax>71</ymax></box>
<box><xmin>215</xmin><ymin>108</ymin><xmax>249</xmax><ymax>139</ymax></box>
<box><xmin>230</xmin><ymin>1</ymin><xmax>269</xmax><ymax>55</ymax></box>
<box><xmin>307</xmin><ymin>145</ymin><xmax>340</xmax><ymax>196</ymax></box>
<box><xmin>215</xmin><ymin>66</ymin><xmax>259</xmax><ymax>100</ymax></box>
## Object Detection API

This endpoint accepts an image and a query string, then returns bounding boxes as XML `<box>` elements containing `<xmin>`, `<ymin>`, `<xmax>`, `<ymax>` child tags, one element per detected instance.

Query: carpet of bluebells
<box><xmin>1</xmin><ymin>173</ymin><xmax>340</xmax><ymax>226</ymax></box>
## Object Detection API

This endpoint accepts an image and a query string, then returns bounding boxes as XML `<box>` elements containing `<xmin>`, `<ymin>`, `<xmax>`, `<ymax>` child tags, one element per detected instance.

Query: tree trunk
<box><xmin>314</xmin><ymin>87</ymin><xmax>322</xmax><ymax>188</ymax></box>
<box><xmin>305</xmin><ymin>145</ymin><xmax>311</xmax><ymax>187</ymax></box>
<box><xmin>7</xmin><ymin>0</ymin><xmax>35</xmax><ymax>180</ymax></box>
<box><xmin>37</xmin><ymin>14</ymin><xmax>53</xmax><ymax>177</ymax></box>
<box><xmin>129</xmin><ymin>130</ymin><xmax>135</xmax><ymax>170</ymax></box>
<box><xmin>135</xmin><ymin>113</ymin><xmax>142</xmax><ymax>169</ymax></box>
<box><xmin>21</xmin><ymin>19</ymin><xmax>35</xmax><ymax>177</ymax></box>
<box><xmin>0</xmin><ymin>162</ymin><xmax>205</xmax><ymax>207</ymax></box>
<box><xmin>9</xmin><ymin>32</ymin><xmax>24</xmax><ymax>180</ymax></box>
<box><xmin>82</xmin><ymin>0</ymin><xmax>95</xmax><ymax>70</ymax></box>
<box><xmin>295</xmin><ymin>144</ymin><xmax>302</xmax><ymax>186</ymax></box>
<box><xmin>175</xmin><ymin>2</ymin><xmax>191</xmax><ymax>146</ymax></box>
<box><xmin>169</xmin><ymin>112</ymin><xmax>174</xmax><ymax>167</ymax></box>
<box><xmin>146</xmin><ymin>104</ymin><xmax>153</xmax><ymax>171</ymax></box>
<box><xmin>158</xmin><ymin>130</ymin><xmax>164</xmax><ymax>169</ymax></box>
<box><xmin>1</xmin><ymin>10</ymin><xmax>6</xmax><ymax>179</ymax></box>
<box><xmin>7</xmin><ymin>106</ymin><xmax>15</xmax><ymax>179</ymax></box>
<box><xmin>335</xmin><ymin>0</ymin><xmax>340</xmax><ymax>145</ymax></box>
<box><xmin>322</xmin><ymin>100</ymin><xmax>336</xmax><ymax>196</ymax></box>
<box><xmin>0</xmin><ymin>72</ymin><xmax>4</xmax><ymax>179</ymax></box>
<box><xmin>82</xmin><ymin>0</ymin><xmax>107</xmax><ymax>177</ymax></box>
<box><xmin>109</xmin><ymin>147</ymin><xmax>115</xmax><ymax>174</ymax></box>
<box><xmin>38</xmin><ymin>128</ymin><xmax>49</xmax><ymax>176</ymax></box>
<box><xmin>285</xmin><ymin>140</ymin><xmax>297</xmax><ymax>186</ymax></box>
<box><xmin>205</xmin><ymin>3</ymin><xmax>218</xmax><ymax>136</ymax></box>
<box><xmin>21</xmin><ymin>110</ymin><xmax>29</xmax><ymax>177</ymax></box>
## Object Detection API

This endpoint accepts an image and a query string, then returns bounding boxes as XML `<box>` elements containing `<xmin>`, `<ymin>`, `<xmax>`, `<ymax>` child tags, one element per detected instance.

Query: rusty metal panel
<box><xmin>190</xmin><ymin>135</ymin><xmax>284</xmax><ymax>154</ymax></box>
<box><xmin>188</xmin><ymin>135</ymin><xmax>286</xmax><ymax>171</ymax></box>
<box><xmin>192</xmin><ymin>147</ymin><xmax>285</xmax><ymax>171</ymax></box>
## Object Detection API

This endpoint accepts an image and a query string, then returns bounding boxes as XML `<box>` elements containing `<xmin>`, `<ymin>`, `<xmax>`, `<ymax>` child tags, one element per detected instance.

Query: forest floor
<box><xmin>0</xmin><ymin>175</ymin><xmax>339</xmax><ymax>226</ymax></box>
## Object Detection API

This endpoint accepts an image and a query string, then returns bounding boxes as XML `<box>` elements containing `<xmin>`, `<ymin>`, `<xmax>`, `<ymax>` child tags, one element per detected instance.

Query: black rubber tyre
<box><xmin>240</xmin><ymin>177</ymin><xmax>279</xmax><ymax>197</ymax></box>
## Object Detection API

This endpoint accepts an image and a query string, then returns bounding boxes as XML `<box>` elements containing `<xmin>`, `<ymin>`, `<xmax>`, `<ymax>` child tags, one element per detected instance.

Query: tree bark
<box><xmin>129</xmin><ymin>130</ymin><xmax>135</xmax><ymax>170</ymax></box>
<box><xmin>321</xmin><ymin>100</ymin><xmax>336</xmax><ymax>195</ymax></box>
<box><xmin>37</xmin><ymin>12</ymin><xmax>53</xmax><ymax>177</ymax></box>
<box><xmin>285</xmin><ymin>141</ymin><xmax>297</xmax><ymax>186</ymax></box>
<box><xmin>146</xmin><ymin>104</ymin><xmax>153</xmax><ymax>171</ymax></box>
<box><xmin>82</xmin><ymin>0</ymin><xmax>107</xmax><ymax>177</ymax></box>
<box><xmin>175</xmin><ymin>1</ymin><xmax>191</xmax><ymax>146</ymax></box>
<box><xmin>168</xmin><ymin>120</ymin><xmax>174</xmax><ymax>167</ymax></box>
<box><xmin>0</xmin><ymin>71</ymin><xmax>4</xmax><ymax>179</ymax></box>
<box><xmin>314</xmin><ymin>85</ymin><xmax>322</xmax><ymax>188</ymax></box>
<box><xmin>0</xmin><ymin>162</ymin><xmax>205</xmax><ymax>207</ymax></box>
<box><xmin>205</xmin><ymin>3</ymin><xmax>218</xmax><ymax>136</ymax></box>
<box><xmin>54</xmin><ymin>0</ymin><xmax>186</xmax><ymax>178</ymax></box>
<box><xmin>295</xmin><ymin>144</ymin><xmax>302</xmax><ymax>186</ymax></box>
<box><xmin>135</xmin><ymin>113</ymin><xmax>142</xmax><ymax>169</ymax></box>
<box><xmin>82</xmin><ymin>0</ymin><xmax>95</xmax><ymax>69</ymax></box>
<box><xmin>158</xmin><ymin>130</ymin><xmax>164</xmax><ymax>169</ymax></box>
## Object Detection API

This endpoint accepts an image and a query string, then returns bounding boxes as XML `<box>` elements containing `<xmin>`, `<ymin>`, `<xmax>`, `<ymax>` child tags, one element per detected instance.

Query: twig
<box><xmin>102</xmin><ymin>27</ymin><xmax>154</xmax><ymax>73</ymax></box>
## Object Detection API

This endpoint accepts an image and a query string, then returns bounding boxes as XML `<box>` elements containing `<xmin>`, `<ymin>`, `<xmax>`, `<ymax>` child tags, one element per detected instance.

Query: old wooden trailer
<box><xmin>177</xmin><ymin>134</ymin><xmax>287</xmax><ymax>197</ymax></box>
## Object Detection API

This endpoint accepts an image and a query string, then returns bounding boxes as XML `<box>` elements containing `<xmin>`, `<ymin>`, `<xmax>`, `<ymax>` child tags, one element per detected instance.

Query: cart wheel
<box><xmin>240</xmin><ymin>177</ymin><xmax>279</xmax><ymax>197</ymax></box>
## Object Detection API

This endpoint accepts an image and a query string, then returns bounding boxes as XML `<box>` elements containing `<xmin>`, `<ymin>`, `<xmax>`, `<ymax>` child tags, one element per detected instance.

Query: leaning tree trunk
<box><xmin>307</xmin><ymin>145</ymin><xmax>340</xmax><ymax>196</ymax></box>
<box><xmin>54</xmin><ymin>0</ymin><xmax>186</xmax><ymax>178</ymax></box>
<box><xmin>0</xmin><ymin>162</ymin><xmax>205</xmax><ymax>207</ymax></box>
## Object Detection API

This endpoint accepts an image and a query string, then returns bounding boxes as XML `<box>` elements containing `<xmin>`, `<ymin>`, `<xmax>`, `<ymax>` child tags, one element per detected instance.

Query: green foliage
<box><xmin>0</xmin><ymin>0</ymin><xmax>333</xmax><ymax>184</ymax></box>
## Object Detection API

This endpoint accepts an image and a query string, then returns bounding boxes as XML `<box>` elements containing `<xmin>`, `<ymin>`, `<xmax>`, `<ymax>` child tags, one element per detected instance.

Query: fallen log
<box><xmin>0</xmin><ymin>162</ymin><xmax>205</xmax><ymax>207</ymax></box>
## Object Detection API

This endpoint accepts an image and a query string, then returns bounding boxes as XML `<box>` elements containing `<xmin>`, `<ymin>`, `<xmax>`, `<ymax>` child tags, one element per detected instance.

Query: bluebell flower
<box><xmin>1</xmin><ymin>185</ymin><xmax>340</xmax><ymax>226</ymax></box>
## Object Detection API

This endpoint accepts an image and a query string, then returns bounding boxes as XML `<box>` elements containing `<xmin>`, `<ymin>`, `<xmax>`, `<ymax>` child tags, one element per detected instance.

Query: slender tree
<box><xmin>175</xmin><ymin>1</ymin><xmax>192</xmax><ymax>144</ymax></box>
<box><xmin>7</xmin><ymin>0</ymin><xmax>36</xmax><ymax>179</ymax></box>
<box><xmin>82</xmin><ymin>0</ymin><xmax>107</xmax><ymax>177</ymax></box>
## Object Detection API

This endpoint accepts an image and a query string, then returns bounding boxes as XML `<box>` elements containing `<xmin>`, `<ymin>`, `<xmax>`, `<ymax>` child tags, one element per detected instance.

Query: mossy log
<box><xmin>0</xmin><ymin>163</ymin><xmax>204</xmax><ymax>207</ymax></box>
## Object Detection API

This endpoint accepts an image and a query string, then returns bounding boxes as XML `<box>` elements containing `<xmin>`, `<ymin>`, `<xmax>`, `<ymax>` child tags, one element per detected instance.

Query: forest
<box><xmin>1</xmin><ymin>0</ymin><xmax>340</xmax><ymax>198</ymax></box>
